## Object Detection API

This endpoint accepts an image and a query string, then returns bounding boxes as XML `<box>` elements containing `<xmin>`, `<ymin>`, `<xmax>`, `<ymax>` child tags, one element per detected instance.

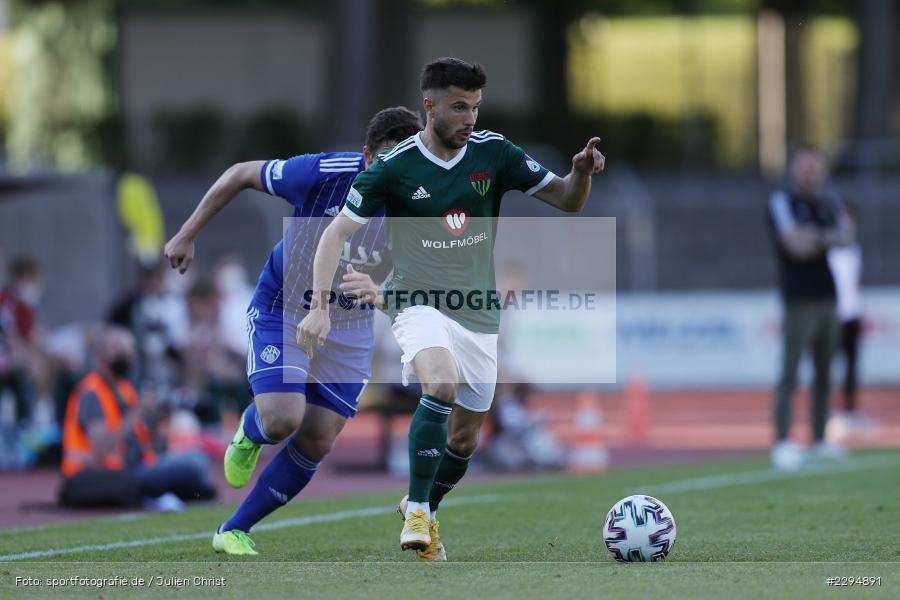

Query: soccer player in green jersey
<box><xmin>297</xmin><ymin>57</ymin><xmax>605</xmax><ymax>560</ymax></box>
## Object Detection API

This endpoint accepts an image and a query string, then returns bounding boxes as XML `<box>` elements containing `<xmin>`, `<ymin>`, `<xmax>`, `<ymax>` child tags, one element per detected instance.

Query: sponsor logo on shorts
<box><xmin>272</xmin><ymin>160</ymin><xmax>285</xmax><ymax>180</ymax></box>
<box><xmin>324</xmin><ymin>205</ymin><xmax>340</xmax><ymax>217</ymax></box>
<box><xmin>260</xmin><ymin>345</ymin><xmax>281</xmax><ymax>365</ymax></box>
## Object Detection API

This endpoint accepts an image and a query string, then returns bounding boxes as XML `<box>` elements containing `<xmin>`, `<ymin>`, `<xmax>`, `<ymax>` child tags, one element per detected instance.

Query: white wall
<box><xmin>503</xmin><ymin>289</ymin><xmax>900</xmax><ymax>387</ymax></box>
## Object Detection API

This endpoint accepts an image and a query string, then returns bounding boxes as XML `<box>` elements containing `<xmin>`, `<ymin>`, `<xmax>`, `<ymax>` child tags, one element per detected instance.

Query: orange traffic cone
<box><xmin>625</xmin><ymin>374</ymin><xmax>650</xmax><ymax>444</ymax></box>
<box><xmin>567</xmin><ymin>390</ymin><xmax>610</xmax><ymax>474</ymax></box>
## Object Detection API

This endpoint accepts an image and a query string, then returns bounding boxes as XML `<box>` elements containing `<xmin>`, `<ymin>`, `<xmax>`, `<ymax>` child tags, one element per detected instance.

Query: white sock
<box><xmin>406</xmin><ymin>501</ymin><xmax>430</xmax><ymax>519</ymax></box>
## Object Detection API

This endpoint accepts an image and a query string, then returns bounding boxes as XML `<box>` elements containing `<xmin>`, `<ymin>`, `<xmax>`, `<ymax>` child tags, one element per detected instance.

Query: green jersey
<box><xmin>341</xmin><ymin>130</ymin><xmax>554</xmax><ymax>333</ymax></box>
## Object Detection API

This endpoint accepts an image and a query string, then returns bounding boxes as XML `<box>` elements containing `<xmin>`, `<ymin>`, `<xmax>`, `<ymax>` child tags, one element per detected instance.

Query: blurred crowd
<box><xmin>0</xmin><ymin>256</ymin><xmax>253</xmax><ymax>503</ymax></box>
<box><xmin>0</xmin><ymin>249</ymin><xmax>557</xmax><ymax>491</ymax></box>
<box><xmin>1</xmin><ymin>255</ymin><xmax>60</xmax><ymax>468</ymax></box>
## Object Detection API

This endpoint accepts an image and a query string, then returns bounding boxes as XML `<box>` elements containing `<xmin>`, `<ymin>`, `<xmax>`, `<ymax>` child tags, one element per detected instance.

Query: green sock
<box><xmin>408</xmin><ymin>394</ymin><xmax>453</xmax><ymax>502</ymax></box>
<box><xmin>429</xmin><ymin>446</ymin><xmax>470</xmax><ymax>512</ymax></box>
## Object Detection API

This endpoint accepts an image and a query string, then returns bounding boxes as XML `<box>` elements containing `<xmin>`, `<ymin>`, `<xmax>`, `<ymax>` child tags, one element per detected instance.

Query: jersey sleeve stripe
<box><xmin>471</xmin><ymin>129</ymin><xmax>503</xmax><ymax>139</ymax></box>
<box><xmin>263</xmin><ymin>160</ymin><xmax>276</xmax><ymax>195</ymax></box>
<box><xmin>381</xmin><ymin>138</ymin><xmax>414</xmax><ymax>153</ymax></box>
<box><xmin>470</xmin><ymin>135</ymin><xmax>505</xmax><ymax>144</ymax></box>
<box><xmin>382</xmin><ymin>142</ymin><xmax>417</xmax><ymax>162</ymax></box>
<box><xmin>340</xmin><ymin>205</ymin><xmax>370</xmax><ymax>224</ymax></box>
<box><xmin>320</xmin><ymin>168</ymin><xmax>361</xmax><ymax>172</ymax></box>
<box><xmin>320</xmin><ymin>158</ymin><xmax>361</xmax><ymax>164</ymax></box>
<box><xmin>380</xmin><ymin>138</ymin><xmax>417</xmax><ymax>161</ymax></box>
<box><xmin>525</xmin><ymin>171</ymin><xmax>556</xmax><ymax>196</ymax></box>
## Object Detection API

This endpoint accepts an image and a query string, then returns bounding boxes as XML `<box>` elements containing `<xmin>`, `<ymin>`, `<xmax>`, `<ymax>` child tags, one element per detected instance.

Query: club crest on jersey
<box><xmin>469</xmin><ymin>171</ymin><xmax>492</xmax><ymax>197</ymax></box>
<box><xmin>442</xmin><ymin>209</ymin><xmax>470</xmax><ymax>236</ymax></box>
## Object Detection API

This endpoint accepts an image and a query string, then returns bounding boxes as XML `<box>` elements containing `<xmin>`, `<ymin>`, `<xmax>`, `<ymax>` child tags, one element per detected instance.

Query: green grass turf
<box><xmin>1</xmin><ymin>450</ymin><xmax>898</xmax><ymax>599</ymax></box>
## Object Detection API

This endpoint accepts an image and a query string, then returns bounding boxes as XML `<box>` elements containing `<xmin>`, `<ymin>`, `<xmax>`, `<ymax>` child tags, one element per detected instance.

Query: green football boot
<box><xmin>224</xmin><ymin>413</ymin><xmax>262</xmax><ymax>488</ymax></box>
<box><xmin>212</xmin><ymin>528</ymin><xmax>259</xmax><ymax>556</ymax></box>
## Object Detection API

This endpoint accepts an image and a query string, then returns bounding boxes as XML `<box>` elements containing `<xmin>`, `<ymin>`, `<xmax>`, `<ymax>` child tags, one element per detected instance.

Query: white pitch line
<box><xmin>0</xmin><ymin>494</ymin><xmax>501</xmax><ymax>562</ymax></box>
<box><xmin>639</xmin><ymin>454</ymin><xmax>900</xmax><ymax>495</ymax></box>
<box><xmin>0</xmin><ymin>512</ymin><xmax>150</xmax><ymax>537</ymax></box>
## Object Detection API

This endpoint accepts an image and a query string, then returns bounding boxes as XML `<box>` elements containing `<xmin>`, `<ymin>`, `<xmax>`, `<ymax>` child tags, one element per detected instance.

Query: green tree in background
<box><xmin>7</xmin><ymin>0</ymin><xmax>117</xmax><ymax>170</ymax></box>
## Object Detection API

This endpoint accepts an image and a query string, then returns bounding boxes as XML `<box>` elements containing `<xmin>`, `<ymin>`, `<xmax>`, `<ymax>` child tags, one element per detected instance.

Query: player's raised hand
<box><xmin>340</xmin><ymin>264</ymin><xmax>383</xmax><ymax>309</ymax></box>
<box><xmin>296</xmin><ymin>306</ymin><xmax>331</xmax><ymax>359</ymax></box>
<box><xmin>164</xmin><ymin>233</ymin><xmax>195</xmax><ymax>274</ymax></box>
<box><xmin>572</xmin><ymin>137</ymin><xmax>605</xmax><ymax>176</ymax></box>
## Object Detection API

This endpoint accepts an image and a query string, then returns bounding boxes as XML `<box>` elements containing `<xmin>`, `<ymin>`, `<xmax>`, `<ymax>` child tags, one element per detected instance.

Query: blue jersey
<box><xmin>251</xmin><ymin>153</ymin><xmax>389</xmax><ymax>330</ymax></box>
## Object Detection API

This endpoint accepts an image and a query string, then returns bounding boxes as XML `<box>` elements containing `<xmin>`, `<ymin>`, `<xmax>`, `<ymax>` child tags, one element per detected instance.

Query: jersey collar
<box><xmin>413</xmin><ymin>132</ymin><xmax>467</xmax><ymax>170</ymax></box>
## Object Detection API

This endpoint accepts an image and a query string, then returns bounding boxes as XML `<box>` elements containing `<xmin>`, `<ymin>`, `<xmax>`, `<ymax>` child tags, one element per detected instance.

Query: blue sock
<box><xmin>241</xmin><ymin>402</ymin><xmax>275</xmax><ymax>445</ymax></box>
<box><xmin>222</xmin><ymin>442</ymin><xmax>320</xmax><ymax>533</ymax></box>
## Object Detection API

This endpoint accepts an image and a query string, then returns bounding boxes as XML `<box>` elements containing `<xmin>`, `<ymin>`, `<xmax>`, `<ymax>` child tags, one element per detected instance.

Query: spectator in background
<box><xmin>0</xmin><ymin>253</ymin><xmax>14</xmax><ymax>406</ymax></box>
<box><xmin>60</xmin><ymin>326</ymin><xmax>215</xmax><ymax>508</ymax></box>
<box><xmin>0</xmin><ymin>257</ymin><xmax>47</xmax><ymax>426</ymax></box>
<box><xmin>0</xmin><ymin>253</ymin><xmax>7</xmax><ymax>366</ymax></box>
<box><xmin>767</xmin><ymin>147</ymin><xmax>855</xmax><ymax>471</ymax></box>
<box><xmin>488</xmin><ymin>382</ymin><xmax>566</xmax><ymax>471</ymax></box>
<box><xmin>180</xmin><ymin>279</ymin><xmax>246</xmax><ymax>423</ymax></box>
<box><xmin>0</xmin><ymin>256</ymin><xmax>43</xmax><ymax>344</ymax></box>
<box><xmin>0</xmin><ymin>254</ymin><xmax>23</xmax><ymax>468</ymax></box>
<box><xmin>213</xmin><ymin>254</ymin><xmax>253</xmax><ymax>357</ymax></box>
<box><xmin>108</xmin><ymin>261</ymin><xmax>188</xmax><ymax>389</ymax></box>
<box><xmin>827</xmin><ymin>206</ymin><xmax>868</xmax><ymax>430</ymax></box>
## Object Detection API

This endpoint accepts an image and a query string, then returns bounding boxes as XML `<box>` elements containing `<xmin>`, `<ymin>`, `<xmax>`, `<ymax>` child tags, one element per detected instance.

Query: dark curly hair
<box><xmin>365</xmin><ymin>106</ymin><xmax>424</xmax><ymax>150</ymax></box>
<box><xmin>420</xmin><ymin>57</ymin><xmax>487</xmax><ymax>92</ymax></box>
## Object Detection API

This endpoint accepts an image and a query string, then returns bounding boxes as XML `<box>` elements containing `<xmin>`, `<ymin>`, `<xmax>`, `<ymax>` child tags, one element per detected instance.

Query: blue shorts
<box><xmin>245</xmin><ymin>306</ymin><xmax>373</xmax><ymax>418</ymax></box>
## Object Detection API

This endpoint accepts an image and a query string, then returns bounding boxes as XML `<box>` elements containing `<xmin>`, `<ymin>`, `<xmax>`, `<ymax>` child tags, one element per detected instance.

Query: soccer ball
<box><xmin>603</xmin><ymin>495</ymin><xmax>676</xmax><ymax>562</ymax></box>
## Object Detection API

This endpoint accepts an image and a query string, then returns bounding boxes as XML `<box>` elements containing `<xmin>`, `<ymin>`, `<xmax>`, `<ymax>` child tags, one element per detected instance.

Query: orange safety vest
<box><xmin>61</xmin><ymin>372</ymin><xmax>158</xmax><ymax>477</ymax></box>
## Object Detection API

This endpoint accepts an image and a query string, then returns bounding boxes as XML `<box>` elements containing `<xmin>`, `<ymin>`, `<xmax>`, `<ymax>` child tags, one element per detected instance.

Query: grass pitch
<box><xmin>1</xmin><ymin>450</ymin><xmax>898</xmax><ymax>599</ymax></box>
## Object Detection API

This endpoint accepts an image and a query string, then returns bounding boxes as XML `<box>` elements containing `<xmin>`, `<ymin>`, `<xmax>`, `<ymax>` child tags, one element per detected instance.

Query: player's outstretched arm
<box><xmin>164</xmin><ymin>161</ymin><xmax>265</xmax><ymax>274</ymax></box>
<box><xmin>296</xmin><ymin>214</ymin><xmax>364</xmax><ymax>357</ymax></box>
<box><xmin>533</xmin><ymin>137</ymin><xmax>605</xmax><ymax>212</ymax></box>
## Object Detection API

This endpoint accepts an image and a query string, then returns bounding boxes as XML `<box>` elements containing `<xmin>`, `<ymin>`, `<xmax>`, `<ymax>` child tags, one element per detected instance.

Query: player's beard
<box><xmin>434</xmin><ymin>117</ymin><xmax>468</xmax><ymax>150</ymax></box>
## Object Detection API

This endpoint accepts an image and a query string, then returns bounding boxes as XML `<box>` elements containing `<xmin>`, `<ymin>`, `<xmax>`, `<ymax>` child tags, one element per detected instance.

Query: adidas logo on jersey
<box><xmin>411</xmin><ymin>186</ymin><xmax>431</xmax><ymax>200</ymax></box>
<box><xmin>416</xmin><ymin>448</ymin><xmax>441</xmax><ymax>458</ymax></box>
<box><xmin>324</xmin><ymin>205</ymin><xmax>340</xmax><ymax>217</ymax></box>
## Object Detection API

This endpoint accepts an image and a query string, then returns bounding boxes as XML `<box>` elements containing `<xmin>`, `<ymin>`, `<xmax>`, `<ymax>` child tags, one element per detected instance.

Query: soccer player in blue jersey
<box><xmin>164</xmin><ymin>107</ymin><xmax>424</xmax><ymax>555</ymax></box>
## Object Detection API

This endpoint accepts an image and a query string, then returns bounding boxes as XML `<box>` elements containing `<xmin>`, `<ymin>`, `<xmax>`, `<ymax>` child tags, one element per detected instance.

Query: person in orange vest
<box><xmin>60</xmin><ymin>326</ymin><xmax>214</xmax><ymax>507</ymax></box>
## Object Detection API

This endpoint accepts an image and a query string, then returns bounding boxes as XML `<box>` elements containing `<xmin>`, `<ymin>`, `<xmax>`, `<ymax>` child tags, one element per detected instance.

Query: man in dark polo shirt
<box><xmin>767</xmin><ymin>146</ymin><xmax>855</xmax><ymax>471</ymax></box>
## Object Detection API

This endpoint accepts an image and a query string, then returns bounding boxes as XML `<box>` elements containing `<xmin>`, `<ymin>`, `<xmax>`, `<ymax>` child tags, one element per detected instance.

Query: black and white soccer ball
<box><xmin>603</xmin><ymin>495</ymin><xmax>677</xmax><ymax>562</ymax></box>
